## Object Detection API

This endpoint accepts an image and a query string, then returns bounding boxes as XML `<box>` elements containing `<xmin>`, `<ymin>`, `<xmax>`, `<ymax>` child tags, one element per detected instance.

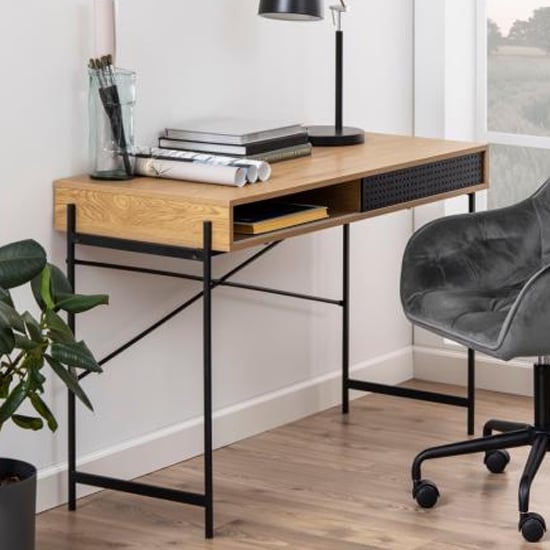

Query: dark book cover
<box><xmin>234</xmin><ymin>202</ymin><xmax>319</xmax><ymax>223</ymax></box>
<box><xmin>234</xmin><ymin>202</ymin><xmax>328</xmax><ymax>235</ymax></box>
<box><xmin>159</xmin><ymin>133</ymin><xmax>310</xmax><ymax>156</ymax></box>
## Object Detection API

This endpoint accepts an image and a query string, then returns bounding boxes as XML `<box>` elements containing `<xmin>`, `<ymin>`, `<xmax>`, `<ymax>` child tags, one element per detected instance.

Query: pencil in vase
<box><xmin>88</xmin><ymin>56</ymin><xmax>136</xmax><ymax>180</ymax></box>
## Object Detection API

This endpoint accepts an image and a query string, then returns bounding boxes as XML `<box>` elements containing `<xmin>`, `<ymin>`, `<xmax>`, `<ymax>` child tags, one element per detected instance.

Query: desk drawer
<box><xmin>361</xmin><ymin>152</ymin><xmax>484</xmax><ymax>211</ymax></box>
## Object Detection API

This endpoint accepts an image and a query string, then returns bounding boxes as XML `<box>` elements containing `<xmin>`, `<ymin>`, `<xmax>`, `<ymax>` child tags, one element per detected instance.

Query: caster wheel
<box><xmin>484</xmin><ymin>449</ymin><xmax>510</xmax><ymax>474</ymax></box>
<box><xmin>413</xmin><ymin>479</ymin><xmax>440</xmax><ymax>509</ymax></box>
<box><xmin>520</xmin><ymin>512</ymin><xmax>546</xmax><ymax>543</ymax></box>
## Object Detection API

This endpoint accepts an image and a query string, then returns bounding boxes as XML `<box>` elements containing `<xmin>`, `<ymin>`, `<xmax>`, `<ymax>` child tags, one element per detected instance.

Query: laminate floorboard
<box><xmin>37</xmin><ymin>381</ymin><xmax>546</xmax><ymax>549</ymax></box>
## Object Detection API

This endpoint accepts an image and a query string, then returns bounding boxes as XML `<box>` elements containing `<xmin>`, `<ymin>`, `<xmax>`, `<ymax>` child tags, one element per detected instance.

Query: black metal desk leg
<box><xmin>66</xmin><ymin>204</ymin><xmax>77</xmax><ymax>510</ymax></box>
<box><xmin>467</xmin><ymin>191</ymin><xmax>476</xmax><ymax>435</ymax></box>
<box><xmin>468</xmin><ymin>191</ymin><xmax>476</xmax><ymax>213</ymax></box>
<box><xmin>467</xmin><ymin>348</ymin><xmax>475</xmax><ymax>435</ymax></box>
<box><xmin>202</xmin><ymin>222</ymin><xmax>214</xmax><ymax>538</ymax></box>
<box><xmin>342</xmin><ymin>224</ymin><xmax>350</xmax><ymax>414</ymax></box>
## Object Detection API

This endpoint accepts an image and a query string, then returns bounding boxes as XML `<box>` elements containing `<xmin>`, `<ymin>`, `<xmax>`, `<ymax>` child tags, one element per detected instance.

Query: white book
<box><xmin>165</xmin><ymin>118</ymin><xmax>306</xmax><ymax>145</ymax></box>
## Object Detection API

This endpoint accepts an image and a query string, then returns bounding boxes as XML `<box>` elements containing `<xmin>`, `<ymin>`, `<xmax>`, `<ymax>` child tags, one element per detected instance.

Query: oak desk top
<box><xmin>54</xmin><ymin>133</ymin><xmax>488</xmax><ymax>252</ymax></box>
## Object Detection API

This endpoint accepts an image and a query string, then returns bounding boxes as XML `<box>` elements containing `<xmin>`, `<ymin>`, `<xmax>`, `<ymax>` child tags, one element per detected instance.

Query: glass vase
<box><xmin>88</xmin><ymin>67</ymin><xmax>136</xmax><ymax>180</ymax></box>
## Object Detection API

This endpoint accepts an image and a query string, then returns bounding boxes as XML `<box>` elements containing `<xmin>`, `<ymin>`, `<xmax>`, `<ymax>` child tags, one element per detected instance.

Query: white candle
<box><xmin>94</xmin><ymin>0</ymin><xmax>115</xmax><ymax>57</ymax></box>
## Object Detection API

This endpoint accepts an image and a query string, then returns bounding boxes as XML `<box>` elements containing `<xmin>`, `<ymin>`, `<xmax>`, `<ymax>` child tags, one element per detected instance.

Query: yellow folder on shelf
<box><xmin>234</xmin><ymin>202</ymin><xmax>329</xmax><ymax>235</ymax></box>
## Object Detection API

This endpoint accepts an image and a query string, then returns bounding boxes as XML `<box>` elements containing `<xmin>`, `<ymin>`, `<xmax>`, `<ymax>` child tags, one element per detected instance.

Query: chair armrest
<box><xmin>497</xmin><ymin>264</ymin><xmax>550</xmax><ymax>359</ymax></box>
<box><xmin>401</xmin><ymin>199</ymin><xmax>540</xmax><ymax>310</ymax></box>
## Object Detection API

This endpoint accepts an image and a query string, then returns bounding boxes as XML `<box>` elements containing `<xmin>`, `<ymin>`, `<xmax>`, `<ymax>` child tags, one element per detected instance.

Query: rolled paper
<box><xmin>134</xmin><ymin>157</ymin><xmax>248</xmax><ymax>187</ymax></box>
<box><xmin>150</xmin><ymin>147</ymin><xmax>271</xmax><ymax>183</ymax></box>
<box><xmin>234</xmin><ymin>158</ymin><xmax>272</xmax><ymax>182</ymax></box>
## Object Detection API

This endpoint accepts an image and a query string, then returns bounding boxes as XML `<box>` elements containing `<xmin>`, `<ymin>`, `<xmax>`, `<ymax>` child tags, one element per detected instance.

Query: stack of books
<box><xmin>158</xmin><ymin>119</ymin><xmax>312</xmax><ymax>163</ymax></box>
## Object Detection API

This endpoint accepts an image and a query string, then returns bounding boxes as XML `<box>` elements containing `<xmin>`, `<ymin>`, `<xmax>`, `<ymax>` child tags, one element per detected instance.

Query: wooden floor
<box><xmin>37</xmin><ymin>381</ymin><xmax>549</xmax><ymax>549</ymax></box>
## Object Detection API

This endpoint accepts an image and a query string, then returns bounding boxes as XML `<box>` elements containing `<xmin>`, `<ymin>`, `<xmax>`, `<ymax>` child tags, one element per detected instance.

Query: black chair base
<box><xmin>411</xmin><ymin>363</ymin><xmax>550</xmax><ymax>543</ymax></box>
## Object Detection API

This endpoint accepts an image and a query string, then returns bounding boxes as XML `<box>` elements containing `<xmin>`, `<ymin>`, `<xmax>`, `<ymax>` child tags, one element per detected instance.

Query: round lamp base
<box><xmin>307</xmin><ymin>125</ymin><xmax>365</xmax><ymax>146</ymax></box>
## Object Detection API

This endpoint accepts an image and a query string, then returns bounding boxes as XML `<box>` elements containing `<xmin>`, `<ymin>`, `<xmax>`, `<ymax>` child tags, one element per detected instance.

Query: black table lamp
<box><xmin>258</xmin><ymin>0</ymin><xmax>364</xmax><ymax>146</ymax></box>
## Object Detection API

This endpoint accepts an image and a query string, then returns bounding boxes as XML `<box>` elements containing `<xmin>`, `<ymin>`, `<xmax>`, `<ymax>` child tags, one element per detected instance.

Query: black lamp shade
<box><xmin>258</xmin><ymin>0</ymin><xmax>324</xmax><ymax>21</ymax></box>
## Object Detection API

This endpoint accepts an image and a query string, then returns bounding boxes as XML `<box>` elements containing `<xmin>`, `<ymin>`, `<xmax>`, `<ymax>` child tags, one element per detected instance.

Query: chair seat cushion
<box><xmin>407</xmin><ymin>282</ymin><xmax>525</xmax><ymax>351</ymax></box>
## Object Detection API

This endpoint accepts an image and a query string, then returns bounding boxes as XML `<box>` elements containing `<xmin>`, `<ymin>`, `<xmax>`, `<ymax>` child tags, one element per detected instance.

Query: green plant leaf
<box><xmin>55</xmin><ymin>293</ymin><xmax>109</xmax><ymax>314</ymax></box>
<box><xmin>0</xmin><ymin>240</ymin><xmax>46</xmax><ymax>289</ymax></box>
<box><xmin>14</xmin><ymin>333</ymin><xmax>37</xmax><ymax>351</ymax></box>
<box><xmin>0</xmin><ymin>301</ymin><xmax>26</xmax><ymax>333</ymax></box>
<box><xmin>29</xmin><ymin>393</ymin><xmax>58</xmax><ymax>432</ymax></box>
<box><xmin>31</xmin><ymin>272</ymin><xmax>44</xmax><ymax>310</ymax></box>
<box><xmin>49</xmin><ymin>264</ymin><xmax>73</xmax><ymax>297</ymax></box>
<box><xmin>40</xmin><ymin>267</ymin><xmax>55</xmax><ymax>311</ymax></box>
<box><xmin>27</xmin><ymin>357</ymin><xmax>46</xmax><ymax>393</ymax></box>
<box><xmin>0</xmin><ymin>288</ymin><xmax>13</xmax><ymax>307</ymax></box>
<box><xmin>50</xmin><ymin>341</ymin><xmax>102</xmax><ymax>372</ymax></box>
<box><xmin>12</xmin><ymin>414</ymin><xmax>44</xmax><ymax>431</ymax></box>
<box><xmin>0</xmin><ymin>326</ymin><xmax>15</xmax><ymax>355</ymax></box>
<box><xmin>22</xmin><ymin>312</ymin><xmax>44</xmax><ymax>344</ymax></box>
<box><xmin>32</xmin><ymin>264</ymin><xmax>73</xmax><ymax>309</ymax></box>
<box><xmin>0</xmin><ymin>373</ymin><xmax>13</xmax><ymax>399</ymax></box>
<box><xmin>45</xmin><ymin>356</ymin><xmax>93</xmax><ymax>411</ymax></box>
<box><xmin>0</xmin><ymin>380</ymin><xmax>29</xmax><ymax>424</ymax></box>
<box><xmin>44</xmin><ymin>310</ymin><xmax>74</xmax><ymax>344</ymax></box>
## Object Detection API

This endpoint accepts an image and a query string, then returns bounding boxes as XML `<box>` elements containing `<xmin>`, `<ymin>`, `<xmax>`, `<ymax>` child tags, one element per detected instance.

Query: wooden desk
<box><xmin>55</xmin><ymin>133</ymin><xmax>487</xmax><ymax>252</ymax></box>
<box><xmin>53</xmin><ymin>133</ymin><xmax>488</xmax><ymax>539</ymax></box>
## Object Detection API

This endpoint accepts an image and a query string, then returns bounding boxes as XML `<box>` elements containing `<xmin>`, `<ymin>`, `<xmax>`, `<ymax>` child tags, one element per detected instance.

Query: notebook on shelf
<box><xmin>234</xmin><ymin>202</ymin><xmax>329</xmax><ymax>235</ymax></box>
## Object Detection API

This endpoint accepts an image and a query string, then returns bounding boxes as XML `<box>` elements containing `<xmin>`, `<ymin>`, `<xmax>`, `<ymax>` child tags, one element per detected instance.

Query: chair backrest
<box><xmin>531</xmin><ymin>178</ymin><xmax>550</xmax><ymax>265</ymax></box>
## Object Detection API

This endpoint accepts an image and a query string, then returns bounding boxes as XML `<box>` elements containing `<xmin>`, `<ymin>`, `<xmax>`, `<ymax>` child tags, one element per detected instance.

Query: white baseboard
<box><xmin>37</xmin><ymin>346</ymin><xmax>413</xmax><ymax>512</ymax></box>
<box><xmin>413</xmin><ymin>345</ymin><xmax>533</xmax><ymax>397</ymax></box>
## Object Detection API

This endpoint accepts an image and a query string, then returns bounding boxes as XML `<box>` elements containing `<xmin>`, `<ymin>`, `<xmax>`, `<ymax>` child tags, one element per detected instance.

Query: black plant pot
<box><xmin>0</xmin><ymin>458</ymin><xmax>37</xmax><ymax>550</ymax></box>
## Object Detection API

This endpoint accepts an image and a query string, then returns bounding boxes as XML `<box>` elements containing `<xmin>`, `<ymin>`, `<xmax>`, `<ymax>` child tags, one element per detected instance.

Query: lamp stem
<box><xmin>335</xmin><ymin>29</ymin><xmax>343</xmax><ymax>134</ymax></box>
<box><xmin>306</xmin><ymin>3</ymin><xmax>364</xmax><ymax>146</ymax></box>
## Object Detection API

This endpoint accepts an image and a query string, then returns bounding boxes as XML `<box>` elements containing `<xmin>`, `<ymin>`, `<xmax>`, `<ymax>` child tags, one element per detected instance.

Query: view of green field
<box><xmin>488</xmin><ymin>47</ymin><xmax>550</xmax><ymax>208</ymax></box>
<box><xmin>490</xmin><ymin>144</ymin><xmax>550</xmax><ymax>209</ymax></box>
<box><xmin>489</xmin><ymin>48</ymin><xmax>550</xmax><ymax>136</ymax></box>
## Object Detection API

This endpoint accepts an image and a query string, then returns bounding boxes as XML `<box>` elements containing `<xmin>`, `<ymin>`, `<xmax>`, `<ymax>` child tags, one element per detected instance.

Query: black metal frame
<box><xmin>342</xmin><ymin>192</ymin><xmax>477</xmax><ymax>435</ymax></box>
<box><xmin>65</xmin><ymin>191</ymin><xmax>477</xmax><ymax>538</ymax></box>
<box><xmin>65</xmin><ymin>205</ymin><xmax>347</xmax><ymax>539</ymax></box>
<box><xmin>66</xmin><ymin>206</ymin><xmax>219</xmax><ymax>537</ymax></box>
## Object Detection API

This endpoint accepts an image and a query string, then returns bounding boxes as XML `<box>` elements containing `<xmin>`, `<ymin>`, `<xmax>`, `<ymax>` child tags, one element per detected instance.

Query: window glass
<box><xmin>487</xmin><ymin>1</ymin><xmax>550</xmax><ymax>137</ymax></box>
<box><xmin>488</xmin><ymin>144</ymin><xmax>550</xmax><ymax>209</ymax></box>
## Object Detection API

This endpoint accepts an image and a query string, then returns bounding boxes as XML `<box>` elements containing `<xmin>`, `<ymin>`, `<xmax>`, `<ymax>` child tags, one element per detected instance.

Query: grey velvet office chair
<box><xmin>401</xmin><ymin>178</ymin><xmax>550</xmax><ymax>543</ymax></box>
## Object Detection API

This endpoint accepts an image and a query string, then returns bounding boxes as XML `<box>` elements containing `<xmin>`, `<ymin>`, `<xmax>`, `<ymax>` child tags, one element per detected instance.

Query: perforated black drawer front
<box><xmin>361</xmin><ymin>153</ymin><xmax>484</xmax><ymax>212</ymax></box>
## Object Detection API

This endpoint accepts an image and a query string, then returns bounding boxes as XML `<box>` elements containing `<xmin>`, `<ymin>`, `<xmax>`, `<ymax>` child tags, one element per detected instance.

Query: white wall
<box><xmin>413</xmin><ymin>0</ymin><xmax>478</xmax><ymax>348</ymax></box>
<box><xmin>414</xmin><ymin>0</ymin><xmax>479</xmax><ymax>226</ymax></box>
<box><xmin>414</xmin><ymin>0</ymin><xmax>477</xmax><ymax>140</ymax></box>
<box><xmin>0</xmin><ymin>0</ymin><xmax>94</xmax><ymax>487</ymax></box>
<box><xmin>411</xmin><ymin>0</ymin><xmax>534</xmax><ymax>394</ymax></box>
<box><xmin>1</xmin><ymin>0</ymin><xmax>414</xmax><ymax>511</ymax></box>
